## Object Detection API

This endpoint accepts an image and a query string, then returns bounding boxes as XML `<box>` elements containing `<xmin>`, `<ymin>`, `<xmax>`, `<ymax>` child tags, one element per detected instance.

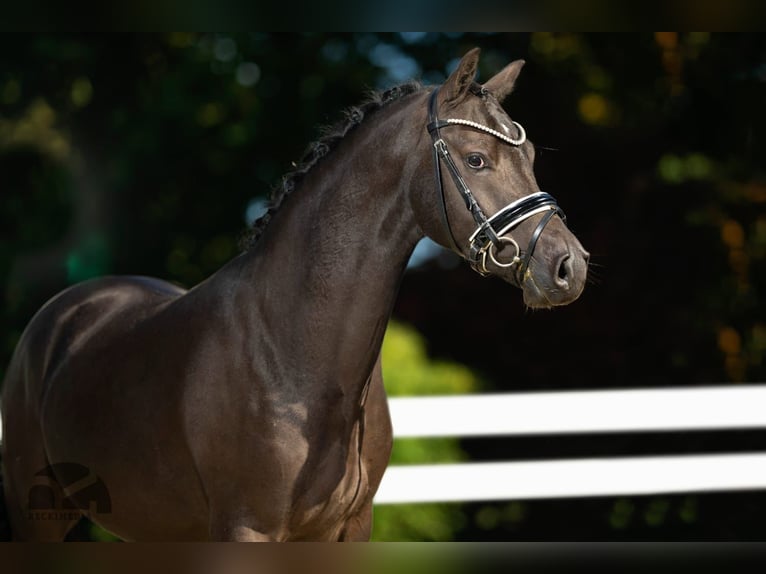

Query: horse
<box><xmin>1</xmin><ymin>48</ymin><xmax>588</xmax><ymax>541</ymax></box>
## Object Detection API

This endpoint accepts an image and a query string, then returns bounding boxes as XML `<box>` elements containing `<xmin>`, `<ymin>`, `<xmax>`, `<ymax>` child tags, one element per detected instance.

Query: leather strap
<box><xmin>427</xmin><ymin>89</ymin><xmax>461</xmax><ymax>254</ymax></box>
<box><xmin>518</xmin><ymin>207</ymin><xmax>558</xmax><ymax>282</ymax></box>
<box><xmin>428</xmin><ymin>88</ymin><xmax>499</xmax><ymax>253</ymax></box>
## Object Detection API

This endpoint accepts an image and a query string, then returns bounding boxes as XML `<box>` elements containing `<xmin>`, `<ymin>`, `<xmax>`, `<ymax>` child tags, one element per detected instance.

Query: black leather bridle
<box><xmin>426</xmin><ymin>86</ymin><xmax>566</xmax><ymax>282</ymax></box>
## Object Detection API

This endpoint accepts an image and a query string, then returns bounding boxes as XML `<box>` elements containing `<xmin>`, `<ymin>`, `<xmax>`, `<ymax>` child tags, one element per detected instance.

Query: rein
<box><xmin>426</xmin><ymin>86</ymin><xmax>566</xmax><ymax>281</ymax></box>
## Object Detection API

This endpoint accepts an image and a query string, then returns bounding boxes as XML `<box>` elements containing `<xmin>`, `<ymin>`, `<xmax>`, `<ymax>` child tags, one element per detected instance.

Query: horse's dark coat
<box><xmin>0</xmin><ymin>48</ymin><xmax>588</xmax><ymax>541</ymax></box>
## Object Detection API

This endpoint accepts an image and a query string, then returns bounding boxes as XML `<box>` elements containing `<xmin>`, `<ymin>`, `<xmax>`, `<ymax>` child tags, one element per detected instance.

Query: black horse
<box><xmin>1</xmin><ymin>48</ymin><xmax>588</xmax><ymax>541</ymax></box>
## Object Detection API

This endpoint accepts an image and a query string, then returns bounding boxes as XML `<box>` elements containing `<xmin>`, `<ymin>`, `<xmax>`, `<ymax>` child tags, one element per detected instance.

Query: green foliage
<box><xmin>66</xmin><ymin>232</ymin><xmax>111</xmax><ymax>283</ymax></box>
<box><xmin>381</xmin><ymin>321</ymin><xmax>481</xmax><ymax>397</ymax></box>
<box><xmin>88</xmin><ymin>521</ymin><xmax>120</xmax><ymax>542</ymax></box>
<box><xmin>371</xmin><ymin>321</ymin><xmax>481</xmax><ymax>541</ymax></box>
<box><xmin>372</xmin><ymin>504</ymin><xmax>467</xmax><ymax>543</ymax></box>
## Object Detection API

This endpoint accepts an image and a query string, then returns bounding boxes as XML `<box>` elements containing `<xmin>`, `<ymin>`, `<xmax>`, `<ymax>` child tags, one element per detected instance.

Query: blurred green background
<box><xmin>2</xmin><ymin>33</ymin><xmax>766</xmax><ymax>541</ymax></box>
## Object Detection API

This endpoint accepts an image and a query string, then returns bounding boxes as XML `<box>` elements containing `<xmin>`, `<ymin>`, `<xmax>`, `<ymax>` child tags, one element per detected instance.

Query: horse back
<box><xmin>2</xmin><ymin>276</ymin><xmax>186</xmax><ymax>417</ymax></box>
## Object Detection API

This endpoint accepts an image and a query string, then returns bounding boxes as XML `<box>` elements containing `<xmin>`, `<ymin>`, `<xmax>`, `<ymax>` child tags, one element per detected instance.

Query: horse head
<box><xmin>412</xmin><ymin>48</ymin><xmax>589</xmax><ymax>308</ymax></box>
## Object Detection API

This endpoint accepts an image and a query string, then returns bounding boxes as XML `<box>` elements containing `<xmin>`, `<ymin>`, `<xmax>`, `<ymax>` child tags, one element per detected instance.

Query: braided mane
<box><xmin>241</xmin><ymin>81</ymin><xmax>424</xmax><ymax>250</ymax></box>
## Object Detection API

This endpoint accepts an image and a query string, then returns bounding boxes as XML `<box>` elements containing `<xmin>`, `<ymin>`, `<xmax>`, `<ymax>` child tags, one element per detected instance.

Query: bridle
<box><xmin>427</xmin><ymin>86</ymin><xmax>567</xmax><ymax>282</ymax></box>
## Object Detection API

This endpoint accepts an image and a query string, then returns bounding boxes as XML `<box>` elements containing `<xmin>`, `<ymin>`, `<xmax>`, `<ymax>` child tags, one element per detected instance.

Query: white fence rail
<box><xmin>375</xmin><ymin>385</ymin><xmax>766</xmax><ymax>504</ymax></box>
<box><xmin>3</xmin><ymin>385</ymin><xmax>766</xmax><ymax>504</ymax></box>
<box><xmin>386</xmin><ymin>386</ymin><xmax>766</xmax><ymax>437</ymax></box>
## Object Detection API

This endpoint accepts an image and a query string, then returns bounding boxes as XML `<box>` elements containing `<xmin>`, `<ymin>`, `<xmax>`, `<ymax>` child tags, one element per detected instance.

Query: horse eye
<box><xmin>466</xmin><ymin>154</ymin><xmax>486</xmax><ymax>169</ymax></box>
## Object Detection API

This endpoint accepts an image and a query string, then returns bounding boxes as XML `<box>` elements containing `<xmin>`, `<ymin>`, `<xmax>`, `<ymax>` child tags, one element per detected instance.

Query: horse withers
<box><xmin>1</xmin><ymin>48</ymin><xmax>588</xmax><ymax>541</ymax></box>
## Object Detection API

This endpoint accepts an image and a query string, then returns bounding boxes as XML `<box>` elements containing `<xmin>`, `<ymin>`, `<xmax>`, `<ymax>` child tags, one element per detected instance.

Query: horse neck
<box><xmin>227</xmin><ymin>94</ymin><xmax>427</xmax><ymax>402</ymax></box>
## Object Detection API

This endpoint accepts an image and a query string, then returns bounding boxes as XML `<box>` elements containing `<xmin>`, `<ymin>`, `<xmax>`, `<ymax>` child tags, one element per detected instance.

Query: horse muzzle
<box><xmin>518</xmin><ymin>239</ymin><xmax>589</xmax><ymax>308</ymax></box>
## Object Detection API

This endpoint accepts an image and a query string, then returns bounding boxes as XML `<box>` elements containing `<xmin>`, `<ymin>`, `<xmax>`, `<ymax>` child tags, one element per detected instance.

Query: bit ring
<box><xmin>487</xmin><ymin>236</ymin><xmax>521</xmax><ymax>269</ymax></box>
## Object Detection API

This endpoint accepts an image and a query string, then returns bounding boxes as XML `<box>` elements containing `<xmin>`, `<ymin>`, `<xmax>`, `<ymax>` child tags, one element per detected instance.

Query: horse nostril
<box><xmin>557</xmin><ymin>255</ymin><xmax>570</xmax><ymax>282</ymax></box>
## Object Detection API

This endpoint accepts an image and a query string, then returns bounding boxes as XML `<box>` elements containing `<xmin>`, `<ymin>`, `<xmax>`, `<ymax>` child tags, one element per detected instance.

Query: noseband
<box><xmin>427</xmin><ymin>86</ymin><xmax>566</xmax><ymax>281</ymax></box>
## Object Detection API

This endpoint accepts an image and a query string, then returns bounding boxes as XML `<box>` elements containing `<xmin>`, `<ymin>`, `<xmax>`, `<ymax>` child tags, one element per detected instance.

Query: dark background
<box><xmin>1</xmin><ymin>33</ymin><xmax>766</xmax><ymax>540</ymax></box>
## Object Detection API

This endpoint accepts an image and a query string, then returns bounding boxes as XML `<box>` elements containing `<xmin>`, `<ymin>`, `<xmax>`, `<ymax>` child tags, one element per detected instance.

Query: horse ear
<box><xmin>442</xmin><ymin>47</ymin><xmax>481</xmax><ymax>104</ymax></box>
<box><xmin>482</xmin><ymin>59</ymin><xmax>525</xmax><ymax>103</ymax></box>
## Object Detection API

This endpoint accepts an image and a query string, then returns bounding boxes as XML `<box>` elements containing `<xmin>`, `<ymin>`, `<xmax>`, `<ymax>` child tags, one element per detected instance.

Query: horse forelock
<box><xmin>468</xmin><ymin>82</ymin><xmax>525</xmax><ymax>143</ymax></box>
<box><xmin>240</xmin><ymin>80</ymin><xmax>424</xmax><ymax>251</ymax></box>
